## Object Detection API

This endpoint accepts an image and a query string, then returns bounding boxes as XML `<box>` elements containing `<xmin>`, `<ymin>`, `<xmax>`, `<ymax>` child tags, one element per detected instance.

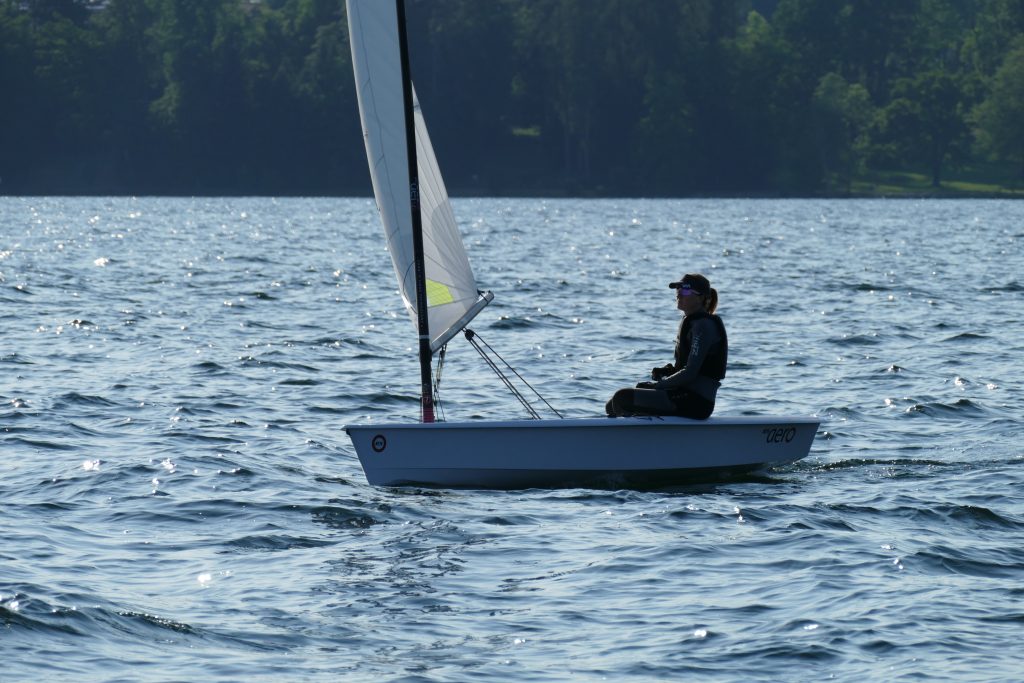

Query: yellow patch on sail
<box><xmin>426</xmin><ymin>279</ymin><xmax>454</xmax><ymax>307</ymax></box>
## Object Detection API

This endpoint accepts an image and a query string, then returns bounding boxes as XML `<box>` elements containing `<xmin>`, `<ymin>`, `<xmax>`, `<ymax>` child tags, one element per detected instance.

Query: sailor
<box><xmin>605</xmin><ymin>273</ymin><xmax>727</xmax><ymax>419</ymax></box>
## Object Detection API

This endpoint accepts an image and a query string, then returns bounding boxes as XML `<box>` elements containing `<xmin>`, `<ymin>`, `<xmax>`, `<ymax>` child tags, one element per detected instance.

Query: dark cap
<box><xmin>668</xmin><ymin>273</ymin><xmax>710</xmax><ymax>295</ymax></box>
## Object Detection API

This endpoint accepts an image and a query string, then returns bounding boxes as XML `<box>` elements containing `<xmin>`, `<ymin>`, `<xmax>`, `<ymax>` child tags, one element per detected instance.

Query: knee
<box><xmin>607</xmin><ymin>388</ymin><xmax>635</xmax><ymax>416</ymax></box>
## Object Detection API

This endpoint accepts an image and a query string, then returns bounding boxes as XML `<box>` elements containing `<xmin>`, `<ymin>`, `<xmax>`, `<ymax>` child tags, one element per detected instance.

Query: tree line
<box><xmin>2</xmin><ymin>0</ymin><xmax>1024</xmax><ymax>197</ymax></box>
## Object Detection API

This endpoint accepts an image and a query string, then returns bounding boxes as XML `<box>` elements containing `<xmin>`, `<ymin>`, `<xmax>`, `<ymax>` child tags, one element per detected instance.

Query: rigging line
<box><xmin>467</xmin><ymin>329</ymin><xmax>564</xmax><ymax>419</ymax></box>
<box><xmin>466</xmin><ymin>333</ymin><xmax>541</xmax><ymax>419</ymax></box>
<box><xmin>469</xmin><ymin>336</ymin><xmax>544</xmax><ymax>420</ymax></box>
<box><xmin>471</xmin><ymin>338</ymin><xmax>539</xmax><ymax>419</ymax></box>
<box><xmin>433</xmin><ymin>345</ymin><xmax>447</xmax><ymax>422</ymax></box>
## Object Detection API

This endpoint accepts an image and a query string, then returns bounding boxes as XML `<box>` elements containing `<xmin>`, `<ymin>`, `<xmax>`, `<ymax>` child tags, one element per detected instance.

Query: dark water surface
<box><xmin>2</xmin><ymin>197</ymin><xmax>1022</xmax><ymax>681</ymax></box>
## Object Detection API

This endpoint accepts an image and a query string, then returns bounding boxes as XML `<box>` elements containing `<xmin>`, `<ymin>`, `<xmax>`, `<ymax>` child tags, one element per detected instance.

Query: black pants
<box><xmin>605</xmin><ymin>387</ymin><xmax>714</xmax><ymax>419</ymax></box>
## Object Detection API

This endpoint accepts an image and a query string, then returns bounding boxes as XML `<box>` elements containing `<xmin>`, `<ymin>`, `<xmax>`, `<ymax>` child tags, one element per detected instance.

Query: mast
<box><xmin>396</xmin><ymin>0</ymin><xmax>435</xmax><ymax>423</ymax></box>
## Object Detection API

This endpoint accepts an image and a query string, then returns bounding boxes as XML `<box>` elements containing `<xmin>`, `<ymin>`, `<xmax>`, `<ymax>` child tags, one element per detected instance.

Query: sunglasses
<box><xmin>675</xmin><ymin>286</ymin><xmax>701</xmax><ymax>297</ymax></box>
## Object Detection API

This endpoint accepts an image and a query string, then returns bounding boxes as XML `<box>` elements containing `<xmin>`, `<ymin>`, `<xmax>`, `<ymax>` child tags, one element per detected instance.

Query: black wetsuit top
<box><xmin>674</xmin><ymin>311</ymin><xmax>728</xmax><ymax>382</ymax></box>
<box><xmin>662</xmin><ymin>311</ymin><xmax>728</xmax><ymax>404</ymax></box>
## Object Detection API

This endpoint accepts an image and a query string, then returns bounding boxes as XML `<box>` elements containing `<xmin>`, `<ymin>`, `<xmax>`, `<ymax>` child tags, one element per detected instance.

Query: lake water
<box><xmin>1</xmin><ymin>196</ymin><xmax>1022</xmax><ymax>681</ymax></box>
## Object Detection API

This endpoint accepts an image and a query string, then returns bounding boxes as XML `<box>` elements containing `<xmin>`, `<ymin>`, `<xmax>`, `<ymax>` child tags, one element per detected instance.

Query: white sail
<box><xmin>346</xmin><ymin>0</ymin><xmax>490</xmax><ymax>352</ymax></box>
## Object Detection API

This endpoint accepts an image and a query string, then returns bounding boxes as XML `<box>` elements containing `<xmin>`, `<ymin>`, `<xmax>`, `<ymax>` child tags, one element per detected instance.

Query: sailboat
<box><xmin>343</xmin><ymin>0</ymin><xmax>818</xmax><ymax>489</ymax></box>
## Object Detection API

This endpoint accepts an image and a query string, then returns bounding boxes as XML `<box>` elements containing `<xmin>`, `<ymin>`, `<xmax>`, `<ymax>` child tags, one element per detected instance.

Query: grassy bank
<box><xmin>849</xmin><ymin>163</ymin><xmax>1024</xmax><ymax>198</ymax></box>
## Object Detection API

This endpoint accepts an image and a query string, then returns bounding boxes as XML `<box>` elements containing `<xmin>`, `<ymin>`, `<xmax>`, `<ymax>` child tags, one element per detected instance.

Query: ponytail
<box><xmin>705</xmin><ymin>287</ymin><xmax>718</xmax><ymax>314</ymax></box>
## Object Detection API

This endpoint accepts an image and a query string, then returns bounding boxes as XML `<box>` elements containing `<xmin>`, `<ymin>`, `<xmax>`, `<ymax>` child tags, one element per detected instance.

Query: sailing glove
<box><xmin>651</xmin><ymin>364</ymin><xmax>675</xmax><ymax>380</ymax></box>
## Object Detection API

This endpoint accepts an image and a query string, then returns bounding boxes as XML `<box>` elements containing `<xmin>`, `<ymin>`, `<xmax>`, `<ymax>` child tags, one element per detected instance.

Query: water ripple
<box><xmin>2</xmin><ymin>197</ymin><xmax>1023</xmax><ymax>681</ymax></box>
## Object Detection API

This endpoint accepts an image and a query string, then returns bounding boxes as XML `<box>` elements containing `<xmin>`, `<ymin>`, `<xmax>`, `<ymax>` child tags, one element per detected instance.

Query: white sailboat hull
<box><xmin>346</xmin><ymin>416</ymin><xmax>819</xmax><ymax>489</ymax></box>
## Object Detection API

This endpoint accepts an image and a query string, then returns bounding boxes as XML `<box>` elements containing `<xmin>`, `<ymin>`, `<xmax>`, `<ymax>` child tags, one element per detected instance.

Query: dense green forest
<box><xmin>2</xmin><ymin>0</ymin><xmax>1024</xmax><ymax>196</ymax></box>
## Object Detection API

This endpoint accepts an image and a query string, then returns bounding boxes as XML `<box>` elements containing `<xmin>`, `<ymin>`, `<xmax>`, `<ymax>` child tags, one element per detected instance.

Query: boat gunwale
<box><xmin>345</xmin><ymin>415</ymin><xmax>821</xmax><ymax>432</ymax></box>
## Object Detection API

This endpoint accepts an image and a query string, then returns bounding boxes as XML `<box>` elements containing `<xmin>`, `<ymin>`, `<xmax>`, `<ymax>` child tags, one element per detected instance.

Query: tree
<box><xmin>24</xmin><ymin>8</ymin><xmax>101</xmax><ymax>189</ymax></box>
<box><xmin>0</xmin><ymin>3</ymin><xmax>34</xmax><ymax>191</ymax></box>
<box><xmin>834</xmin><ymin>0</ymin><xmax>919</xmax><ymax>100</ymax></box>
<box><xmin>405</xmin><ymin>1</ymin><xmax>520</xmax><ymax>193</ymax></box>
<box><xmin>973</xmin><ymin>42</ymin><xmax>1024</xmax><ymax>178</ymax></box>
<box><xmin>716</xmin><ymin>10</ymin><xmax>785</xmax><ymax>191</ymax></box>
<box><xmin>961</xmin><ymin>0</ymin><xmax>1024</xmax><ymax>78</ymax></box>
<box><xmin>632</xmin><ymin>0</ymin><xmax>717</xmax><ymax>195</ymax></box>
<box><xmin>812</xmin><ymin>72</ymin><xmax>873</xmax><ymax>191</ymax></box>
<box><xmin>880</xmin><ymin>69</ymin><xmax>971</xmax><ymax>186</ymax></box>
